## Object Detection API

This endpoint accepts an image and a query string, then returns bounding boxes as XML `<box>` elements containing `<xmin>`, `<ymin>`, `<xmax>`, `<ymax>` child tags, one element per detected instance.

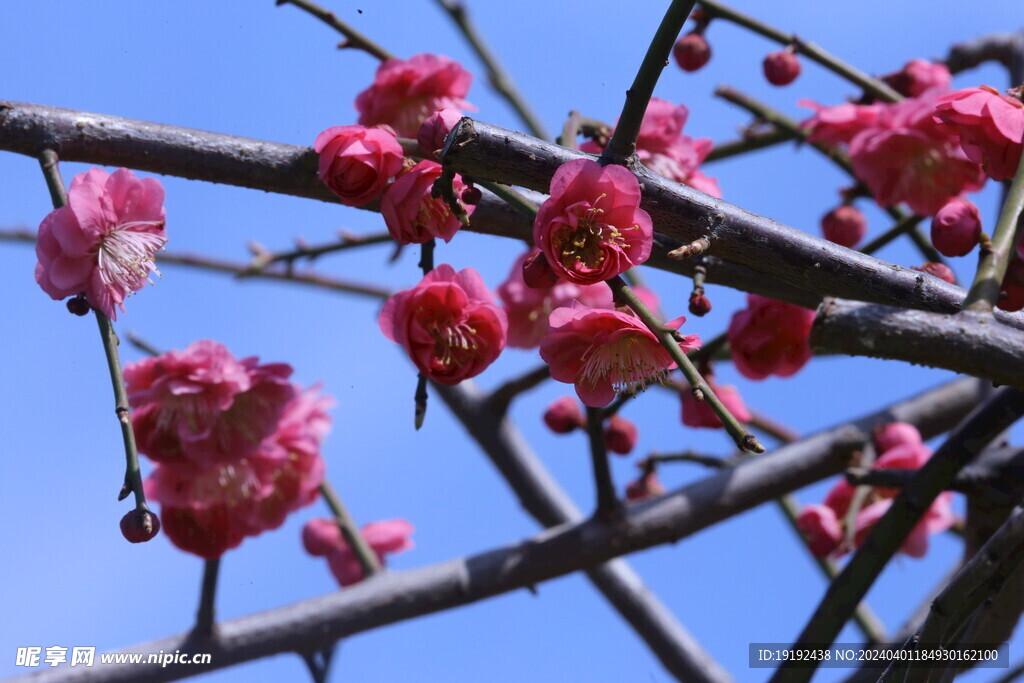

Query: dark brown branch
<box><xmin>18</xmin><ymin>378</ymin><xmax>987</xmax><ymax>683</ymax></box>
<box><xmin>440</xmin><ymin>117</ymin><xmax>1024</xmax><ymax>328</ymax></box>
<box><xmin>276</xmin><ymin>0</ymin><xmax>394</xmax><ymax>61</ymax></box>
<box><xmin>484</xmin><ymin>364</ymin><xmax>551</xmax><ymax>416</ymax></box>
<box><xmin>811</xmin><ymin>298</ymin><xmax>1024</xmax><ymax>391</ymax></box>
<box><xmin>945</xmin><ymin>30</ymin><xmax>1024</xmax><ymax>75</ymax></box>
<box><xmin>704</xmin><ymin>128</ymin><xmax>795</xmax><ymax>163</ymax></box>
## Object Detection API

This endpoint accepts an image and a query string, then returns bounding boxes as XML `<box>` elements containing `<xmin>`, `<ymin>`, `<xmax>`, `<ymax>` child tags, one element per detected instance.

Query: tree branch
<box><xmin>275</xmin><ymin>0</ymin><xmax>394</xmax><ymax>61</ymax></box>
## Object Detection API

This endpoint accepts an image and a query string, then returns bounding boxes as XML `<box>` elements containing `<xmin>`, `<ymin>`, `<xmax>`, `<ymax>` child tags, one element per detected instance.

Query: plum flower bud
<box><xmin>727</xmin><ymin>295</ymin><xmax>815</xmax><ymax>380</ymax></box>
<box><xmin>521</xmin><ymin>250</ymin><xmax>559</xmax><ymax>289</ymax></box>
<box><xmin>326</xmin><ymin>520</ymin><xmax>414</xmax><ymax>587</ymax></box>
<box><xmin>417</xmin><ymin>108</ymin><xmax>464</xmax><ymax>160</ymax></box>
<box><xmin>673</xmin><ymin>32</ymin><xmax>711</xmax><ymax>72</ymax></box>
<box><xmin>821</xmin><ymin>205</ymin><xmax>867</xmax><ymax>248</ymax></box>
<box><xmin>913</xmin><ymin>262</ymin><xmax>955</xmax><ymax>283</ymax></box>
<box><xmin>66</xmin><ymin>296</ymin><xmax>90</xmax><ymax>317</ymax></box>
<box><xmin>681</xmin><ymin>382</ymin><xmax>751</xmax><ymax>429</ymax></box>
<box><xmin>602</xmin><ymin>415</ymin><xmax>638</xmax><ymax>455</ymax></box>
<box><xmin>625</xmin><ymin>471</ymin><xmax>665</xmax><ymax>502</ymax></box>
<box><xmin>302</xmin><ymin>518</ymin><xmax>343</xmax><ymax>557</ymax></box>
<box><xmin>763</xmin><ymin>48</ymin><xmax>801</xmax><ymax>86</ymax></box>
<box><xmin>313</xmin><ymin>125</ymin><xmax>404</xmax><ymax>207</ymax></box>
<box><xmin>1000</xmin><ymin>259</ymin><xmax>1024</xmax><ymax>312</ymax></box>
<box><xmin>930</xmin><ymin>198</ymin><xmax>981</xmax><ymax>257</ymax></box>
<box><xmin>688</xmin><ymin>292</ymin><xmax>712</xmax><ymax>316</ymax></box>
<box><xmin>461</xmin><ymin>186</ymin><xmax>482</xmax><ymax>205</ymax></box>
<box><xmin>543</xmin><ymin>396</ymin><xmax>585</xmax><ymax>434</ymax></box>
<box><xmin>873</xmin><ymin>422</ymin><xmax>922</xmax><ymax>454</ymax></box>
<box><xmin>796</xmin><ymin>504</ymin><xmax>842</xmax><ymax>558</ymax></box>
<box><xmin>120</xmin><ymin>509</ymin><xmax>161</xmax><ymax>543</ymax></box>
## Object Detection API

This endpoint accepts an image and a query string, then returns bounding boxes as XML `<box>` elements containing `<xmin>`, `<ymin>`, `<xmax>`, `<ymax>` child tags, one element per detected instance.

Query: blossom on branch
<box><xmin>727</xmin><ymin>295</ymin><xmax>814</xmax><ymax>380</ymax></box>
<box><xmin>379</xmin><ymin>265</ymin><xmax>507</xmax><ymax>385</ymax></box>
<box><xmin>934</xmin><ymin>86</ymin><xmax>1024</xmax><ymax>181</ymax></box>
<box><xmin>303</xmin><ymin>518</ymin><xmax>415</xmax><ymax>587</ymax></box>
<box><xmin>356</xmin><ymin>53</ymin><xmax>475</xmax><ymax>137</ymax></box>
<box><xmin>540</xmin><ymin>301</ymin><xmax>699</xmax><ymax>407</ymax></box>
<box><xmin>314</xmin><ymin>124</ymin><xmax>404</xmax><ymax>206</ymax></box>
<box><xmin>534</xmin><ymin>159</ymin><xmax>653</xmax><ymax>286</ymax></box>
<box><xmin>930</xmin><ymin>197</ymin><xmax>982</xmax><ymax>257</ymax></box>
<box><xmin>35</xmin><ymin>167</ymin><xmax>166</xmax><ymax>319</ymax></box>
<box><xmin>381</xmin><ymin>160</ymin><xmax>473</xmax><ymax>245</ymax></box>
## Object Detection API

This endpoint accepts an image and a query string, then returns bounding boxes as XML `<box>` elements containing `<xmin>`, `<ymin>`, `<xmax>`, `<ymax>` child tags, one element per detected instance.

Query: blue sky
<box><xmin>1</xmin><ymin>1</ymin><xmax>1021</xmax><ymax>681</ymax></box>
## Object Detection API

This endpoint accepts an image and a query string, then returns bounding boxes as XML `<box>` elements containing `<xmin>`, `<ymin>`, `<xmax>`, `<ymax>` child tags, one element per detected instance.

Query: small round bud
<box><xmin>602</xmin><ymin>415</ymin><xmax>638</xmax><ymax>455</ymax></box>
<box><xmin>302</xmin><ymin>518</ymin><xmax>344</xmax><ymax>557</ymax></box>
<box><xmin>120</xmin><ymin>509</ymin><xmax>161</xmax><ymax>543</ymax></box>
<box><xmin>66</xmin><ymin>296</ymin><xmax>90</xmax><ymax>317</ymax></box>
<box><xmin>673</xmin><ymin>32</ymin><xmax>711</xmax><ymax>72</ymax></box>
<box><xmin>931</xmin><ymin>198</ymin><xmax>981</xmax><ymax>257</ymax></box>
<box><xmin>912</xmin><ymin>262</ymin><xmax>955</xmax><ymax>283</ymax></box>
<box><xmin>521</xmin><ymin>249</ymin><xmax>559</xmax><ymax>289</ymax></box>
<box><xmin>872</xmin><ymin>422</ymin><xmax>922</xmax><ymax>454</ymax></box>
<box><xmin>688</xmin><ymin>292</ymin><xmax>712</xmax><ymax>316</ymax></box>
<box><xmin>543</xmin><ymin>396</ymin><xmax>585</xmax><ymax>434</ymax></box>
<box><xmin>461</xmin><ymin>186</ymin><xmax>482</xmax><ymax>206</ymax></box>
<box><xmin>625</xmin><ymin>472</ymin><xmax>665</xmax><ymax>502</ymax></box>
<box><xmin>821</xmin><ymin>205</ymin><xmax>867</xmax><ymax>248</ymax></box>
<box><xmin>763</xmin><ymin>48</ymin><xmax>801</xmax><ymax>86</ymax></box>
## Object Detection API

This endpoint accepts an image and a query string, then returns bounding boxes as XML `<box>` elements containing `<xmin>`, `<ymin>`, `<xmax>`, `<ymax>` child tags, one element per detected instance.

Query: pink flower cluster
<box><xmin>581</xmin><ymin>98</ymin><xmax>721</xmax><ymax>197</ymax></box>
<box><xmin>35</xmin><ymin>168</ymin><xmax>167</xmax><ymax>320</ymax></box>
<box><xmin>379</xmin><ymin>265</ymin><xmax>507</xmax><ymax>385</ymax></box>
<box><xmin>126</xmin><ymin>341</ymin><xmax>330</xmax><ymax>559</ymax></box>
<box><xmin>303</xmin><ymin>518</ymin><xmax>414</xmax><ymax>587</ymax></box>
<box><xmin>727</xmin><ymin>294</ymin><xmax>815</xmax><ymax>380</ymax></box>
<box><xmin>796</xmin><ymin>423</ymin><xmax>956</xmax><ymax>559</ymax></box>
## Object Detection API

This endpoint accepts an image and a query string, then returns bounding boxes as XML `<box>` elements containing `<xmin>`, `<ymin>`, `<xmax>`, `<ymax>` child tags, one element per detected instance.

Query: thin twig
<box><xmin>276</xmin><ymin>0</ymin><xmax>393</xmax><ymax>61</ymax></box>
<box><xmin>194</xmin><ymin>559</ymin><xmax>221</xmax><ymax>639</ymax></box>
<box><xmin>586</xmin><ymin>407</ymin><xmax>621</xmax><ymax>520</ymax></box>
<box><xmin>319</xmin><ymin>481</ymin><xmax>382</xmax><ymax>579</ymax></box>
<box><xmin>485</xmin><ymin>365</ymin><xmax>551</xmax><ymax>416</ymax></box>
<box><xmin>241</xmin><ymin>231</ymin><xmax>393</xmax><ymax>276</ymax></box>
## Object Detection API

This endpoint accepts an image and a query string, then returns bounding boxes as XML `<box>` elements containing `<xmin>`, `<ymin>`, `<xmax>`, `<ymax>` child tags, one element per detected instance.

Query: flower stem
<box><xmin>432</xmin><ymin>0</ymin><xmax>550</xmax><ymax>140</ymax></box>
<box><xmin>585</xmin><ymin>407</ymin><xmax>621</xmax><ymax>520</ymax></box>
<box><xmin>194</xmin><ymin>558</ymin><xmax>221</xmax><ymax>638</ymax></box>
<box><xmin>963</xmin><ymin>148</ymin><xmax>1024</xmax><ymax>311</ymax></box>
<box><xmin>697</xmin><ymin>0</ymin><xmax>902</xmax><ymax>103</ymax></box>
<box><xmin>605</xmin><ymin>0</ymin><xmax>699</xmax><ymax>159</ymax></box>
<box><xmin>414</xmin><ymin>241</ymin><xmax>436</xmax><ymax>429</ymax></box>
<box><xmin>608</xmin><ymin>276</ymin><xmax>764</xmax><ymax>453</ymax></box>
<box><xmin>276</xmin><ymin>0</ymin><xmax>393</xmax><ymax>61</ymax></box>
<box><xmin>318</xmin><ymin>481</ymin><xmax>382</xmax><ymax>578</ymax></box>
<box><xmin>36</xmin><ymin>149</ymin><xmax>152</xmax><ymax>516</ymax></box>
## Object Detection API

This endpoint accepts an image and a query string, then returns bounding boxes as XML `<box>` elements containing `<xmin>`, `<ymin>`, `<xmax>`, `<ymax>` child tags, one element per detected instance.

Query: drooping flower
<box><xmin>356</xmin><ymin>53</ymin><xmax>474</xmax><ymax>137</ymax></box>
<box><xmin>540</xmin><ymin>301</ymin><xmax>700</xmax><ymax>407</ymax></box>
<box><xmin>35</xmin><ymin>167</ymin><xmax>166</xmax><ymax>319</ymax></box>
<box><xmin>934</xmin><ymin>86</ymin><xmax>1024</xmax><ymax>181</ymax></box>
<box><xmin>543</xmin><ymin>396</ymin><xmax>585</xmax><ymax>434</ymax></box>
<box><xmin>534</xmin><ymin>159</ymin><xmax>653</xmax><ymax>286</ymax></box>
<box><xmin>763</xmin><ymin>48</ymin><xmax>801</xmax><ymax>87</ymax></box>
<box><xmin>126</xmin><ymin>340</ymin><xmax>295</xmax><ymax>466</ymax></box>
<box><xmin>727</xmin><ymin>295</ymin><xmax>815</xmax><ymax>380</ymax></box>
<box><xmin>144</xmin><ymin>383</ymin><xmax>331</xmax><ymax>559</ymax></box>
<box><xmin>580</xmin><ymin>98</ymin><xmax>721</xmax><ymax>197</ymax></box>
<box><xmin>931</xmin><ymin>197</ymin><xmax>982</xmax><ymax>257</ymax></box>
<box><xmin>681</xmin><ymin>381</ymin><xmax>752</xmax><ymax>429</ymax></box>
<box><xmin>603</xmin><ymin>415</ymin><xmax>638</xmax><ymax>455</ymax></box>
<box><xmin>379</xmin><ymin>265</ymin><xmax>507</xmax><ymax>385</ymax></box>
<box><xmin>313</xmin><ymin>125</ymin><xmax>405</xmax><ymax>206</ymax></box>
<box><xmin>302</xmin><ymin>519</ymin><xmax>415</xmax><ymax>587</ymax></box>
<box><xmin>821</xmin><ymin>205</ymin><xmax>867</xmax><ymax>248</ymax></box>
<box><xmin>381</xmin><ymin>160</ymin><xmax>473</xmax><ymax>245</ymax></box>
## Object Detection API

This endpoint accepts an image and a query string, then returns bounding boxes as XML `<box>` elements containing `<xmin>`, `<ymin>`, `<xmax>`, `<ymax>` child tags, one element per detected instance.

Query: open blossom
<box><xmin>379</xmin><ymin>265</ymin><xmax>507</xmax><ymax>385</ymax></box>
<box><xmin>681</xmin><ymin>381</ymin><xmax>751</xmax><ymax>429</ymax></box>
<box><xmin>126</xmin><ymin>340</ymin><xmax>296</xmax><ymax>466</ymax></box>
<box><xmin>540</xmin><ymin>301</ymin><xmax>700</xmax><ymax>407</ymax></box>
<box><xmin>356</xmin><ymin>53</ymin><xmax>474</xmax><ymax>137</ymax></box>
<box><xmin>580</xmin><ymin>98</ymin><xmax>721</xmax><ymax>197</ymax></box>
<box><xmin>314</xmin><ymin>125</ymin><xmax>404</xmax><ymax>206</ymax></box>
<box><xmin>534</xmin><ymin>159</ymin><xmax>653</xmax><ymax>285</ymax></box>
<box><xmin>727</xmin><ymin>295</ymin><xmax>815</xmax><ymax>380</ymax></box>
<box><xmin>35</xmin><ymin>167</ymin><xmax>166</xmax><ymax>319</ymax></box>
<box><xmin>144</xmin><ymin>383</ymin><xmax>331</xmax><ymax>559</ymax></box>
<box><xmin>303</xmin><ymin>518</ymin><xmax>415</xmax><ymax>587</ymax></box>
<box><xmin>934</xmin><ymin>86</ymin><xmax>1024</xmax><ymax>181</ymax></box>
<box><xmin>381</xmin><ymin>160</ymin><xmax>473</xmax><ymax>245</ymax></box>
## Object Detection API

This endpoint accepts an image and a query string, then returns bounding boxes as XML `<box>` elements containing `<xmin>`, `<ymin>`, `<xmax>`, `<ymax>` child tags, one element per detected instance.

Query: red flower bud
<box><xmin>673</xmin><ymin>32</ymin><xmax>711</xmax><ymax>72</ymax></box>
<box><xmin>821</xmin><ymin>205</ymin><xmax>866</xmax><ymax>248</ymax></box>
<box><xmin>625</xmin><ymin>471</ymin><xmax>665</xmax><ymax>502</ymax></box>
<box><xmin>603</xmin><ymin>415</ymin><xmax>638</xmax><ymax>455</ymax></box>
<box><xmin>931</xmin><ymin>198</ymin><xmax>981</xmax><ymax>257</ymax></box>
<box><xmin>689</xmin><ymin>292</ymin><xmax>712</xmax><ymax>316</ymax></box>
<box><xmin>912</xmin><ymin>262</ymin><xmax>955</xmax><ymax>283</ymax></box>
<box><xmin>66</xmin><ymin>296</ymin><xmax>91</xmax><ymax>317</ymax></box>
<box><xmin>1000</xmin><ymin>258</ymin><xmax>1024</xmax><ymax>312</ymax></box>
<box><xmin>763</xmin><ymin>48</ymin><xmax>801</xmax><ymax>86</ymax></box>
<box><xmin>120</xmin><ymin>509</ymin><xmax>161</xmax><ymax>543</ymax></box>
<box><xmin>521</xmin><ymin>249</ymin><xmax>559</xmax><ymax>289</ymax></box>
<box><xmin>543</xmin><ymin>396</ymin><xmax>585</xmax><ymax>434</ymax></box>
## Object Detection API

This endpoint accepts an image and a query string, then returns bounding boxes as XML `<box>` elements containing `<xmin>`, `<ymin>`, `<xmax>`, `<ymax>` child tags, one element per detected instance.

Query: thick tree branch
<box><xmin>19</xmin><ymin>377</ymin><xmax>986</xmax><ymax>683</ymax></box>
<box><xmin>945</xmin><ymin>31</ymin><xmax>1024</xmax><ymax>77</ymax></box>
<box><xmin>811</xmin><ymin>298</ymin><xmax>1024</xmax><ymax>391</ymax></box>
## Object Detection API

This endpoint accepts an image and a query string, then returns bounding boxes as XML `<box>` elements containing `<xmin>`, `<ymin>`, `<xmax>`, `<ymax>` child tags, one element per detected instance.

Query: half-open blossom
<box><xmin>356</xmin><ymin>53</ymin><xmax>474</xmax><ymax>137</ymax></box>
<box><xmin>314</xmin><ymin>125</ymin><xmax>404</xmax><ymax>206</ymax></box>
<box><xmin>379</xmin><ymin>265</ymin><xmax>507</xmax><ymax>385</ymax></box>
<box><xmin>534</xmin><ymin>159</ymin><xmax>653</xmax><ymax>285</ymax></box>
<box><xmin>881</xmin><ymin>59</ymin><xmax>951</xmax><ymax>98</ymax></box>
<box><xmin>381</xmin><ymin>160</ymin><xmax>473</xmax><ymax>245</ymax></box>
<box><xmin>417</xmin><ymin>107</ymin><xmax>464</xmax><ymax>159</ymax></box>
<box><xmin>931</xmin><ymin>197</ymin><xmax>982</xmax><ymax>257</ymax></box>
<box><xmin>681</xmin><ymin>381</ymin><xmax>752</xmax><ymax>429</ymax></box>
<box><xmin>603</xmin><ymin>415</ymin><xmax>638</xmax><ymax>455</ymax></box>
<box><xmin>821</xmin><ymin>205</ymin><xmax>867</xmax><ymax>248</ymax></box>
<box><xmin>324</xmin><ymin>519</ymin><xmax>415</xmax><ymax>587</ymax></box>
<box><xmin>543</xmin><ymin>396</ymin><xmax>585</xmax><ymax>434</ymax></box>
<box><xmin>35</xmin><ymin>167</ymin><xmax>166</xmax><ymax>319</ymax></box>
<box><xmin>727</xmin><ymin>295</ymin><xmax>815</xmax><ymax>380</ymax></box>
<box><xmin>795</xmin><ymin>504</ymin><xmax>843</xmax><ymax>558</ymax></box>
<box><xmin>580</xmin><ymin>98</ymin><xmax>721</xmax><ymax>197</ymax></box>
<box><xmin>935</xmin><ymin>86</ymin><xmax>1024</xmax><ymax>181</ymax></box>
<box><xmin>144</xmin><ymin>383</ymin><xmax>331</xmax><ymax>559</ymax></box>
<box><xmin>540</xmin><ymin>301</ymin><xmax>700</xmax><ymax>407</ymax></box>
<box><xmin>126</xmin><ymin>340</ymin><xmax>296</xmax><ymax>466</ymax></box>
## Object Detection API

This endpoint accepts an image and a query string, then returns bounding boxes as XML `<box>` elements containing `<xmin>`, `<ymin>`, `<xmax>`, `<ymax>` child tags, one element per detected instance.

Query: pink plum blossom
<box><xmin>534</xmin><ymin>159</ymin><xmax>653</xmax><ymax>285</ymax></box>
<box><xmin>381</xmin><ymin>160</ymin><xmax>473</xmax><ymax>245</ymax></box>
<box><xmin>881</xmin><ymin>59</ymin><xmax>951</xmax><ymax>98</ymax></box>
<box><xmin>931</xmin><ymin>198</ymin><xmax>982</xmax><ymax>257</ymax></box>
<box><xmin>795</xmin><ymin>504</ymin><xmax>843</xmax><ymax>558</ymax></box>
<box><xmin>801</xmin><ymin>100</ymin><xmax>882</xmax><ymax>146</ymax></box>
<box><xmin>379</xmin><ymin>265</ymin><xmax>507</xmax><ymax>385</ymax></box>
<box><xmin>356</xmin><ymin>54</ymin><xmax>474</xmax><ymax>137</ymax></box>
<box><xmin>417</xmin><ymin>107</ymin><xmax>464</xmax><ymax>159</ymax></box>
<box><xmin>681</xmin><ymin>382</ymin><xmax>752</xmax><ymax>429</ymax></box>
<box><xmin>325</xmin><ymin>519</ymin><xmax>415</xmax><ymax>587</ymax></box>
<box><xmin>727</xmin><ymin>295</ymin><xmax>815</xmax><ymax>380</ymax></box>
<box><xmin>872</xmin><ymin>421</ymin><xmax>923</xmax><ymax>453</ymax></box>
<box><xmin>313</xmin><ymin>125</ymin><xmax>404</xmax><ymax>206</ymax></box>
<box><xmin>126</xmin><ymin>340</ymin><xmax>296</xmax><ymax>466</ymax></box>
<box><xmin>539</xmin><ymin>301</ymin><xmax>700</xmax><ymax>407</ymax></box>
<box><xmin>935</xmin><ymin>86</ymin><xmax>1024</xmax><ymax>181</ymax></box>
<box><xmin>35</xmin><ymin>167</ymin><xmax>166</xmax><ymax>319</ymax></box>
